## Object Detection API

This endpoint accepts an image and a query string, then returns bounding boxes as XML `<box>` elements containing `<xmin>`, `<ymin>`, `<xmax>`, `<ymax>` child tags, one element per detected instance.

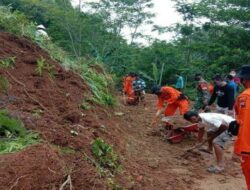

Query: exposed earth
<box><xmin>0</xmin><ymin>33</ymin><xmax>246</xmax><ymax>190</ymax></box>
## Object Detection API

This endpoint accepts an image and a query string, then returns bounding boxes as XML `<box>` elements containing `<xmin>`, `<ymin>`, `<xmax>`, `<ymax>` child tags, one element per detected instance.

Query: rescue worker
<box><xmin>234</xmin><ymin>65</ymin><xmax>250</xmax><ymax>189</ymax></box>
<box><xmin>151</xmin><ymin>85</ymin><xmax>189</xmax><ymax>127</ymax></box>
<box><xmin>132</xmin><ymin>74</ymin><xmax>146</xmax><ymax>106</ymax></box>
<box><xmin>175</xmin><ymin>73</ymin><xmax>184</xmax><ymax>91</ymax></box>
<box><xmin>184</xmin><ymin>111</ymin><xmax>235</xmax><ymax>173</ymax></box>
<box><xmin>122</xmin><ymin>73</ymin><xmax>136</xmax><ymax>105</ymax></box>
<box><xmin>193</xmin><ymin>73</ymin><xmax>211</xmax><ymax>111</ymax></box>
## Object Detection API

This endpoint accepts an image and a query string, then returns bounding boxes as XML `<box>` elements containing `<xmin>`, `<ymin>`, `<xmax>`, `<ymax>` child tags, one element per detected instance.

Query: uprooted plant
<box><xmin>35</xmin><ymin>56</ymin><xmax>55</xmax><ymax>77</ymax></box>
<box><xmin>0</xmin><ymin>109</ymin><xmax>39</xmax><ymax>154</ymax></box>
<box><xmin>91</xmin><ymin>138</ymin><xmax>122</xmax><ymax>175</ymax></box>
<box><xmin>0</xmin><ymin>56</ymin><xmax>15</xmax><ymax>68</ymax></box>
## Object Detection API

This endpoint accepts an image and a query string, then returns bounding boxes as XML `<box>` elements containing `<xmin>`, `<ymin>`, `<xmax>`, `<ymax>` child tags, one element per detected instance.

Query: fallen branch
<box><xmin>9</xmin><ymin>175</ymin><xmax>28</xmax><ymax>190</ymax></box>
<box><xmin>6</xmin><ymin>71</ymin><xmax>48</xmax><ymax>111</ymax></box>
<box><xmin>59</xmin><ymin>175</ymin><xmax>73</xmax><ymax>190</ymax></box>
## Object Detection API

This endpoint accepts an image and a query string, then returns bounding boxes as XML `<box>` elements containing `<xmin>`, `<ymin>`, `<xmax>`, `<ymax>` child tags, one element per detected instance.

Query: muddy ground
<box><xmin>0</xmin><ymin>33</ymin><xmax>246</xmax><ymax>190</ymax></box>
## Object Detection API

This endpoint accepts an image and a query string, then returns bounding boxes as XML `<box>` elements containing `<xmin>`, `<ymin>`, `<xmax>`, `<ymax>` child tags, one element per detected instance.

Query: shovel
<box><xmin>185</xmin><ymin>139</ymin><xmax>209</xmax><ymax>153</ymax></box>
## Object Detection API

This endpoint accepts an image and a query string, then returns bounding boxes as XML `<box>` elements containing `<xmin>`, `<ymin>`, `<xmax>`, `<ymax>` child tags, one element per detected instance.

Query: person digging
<box><xmin>184</xmin><ymin>111</ymin><xmax>235</xmax><ymax>173</ymax></box>
<box><xmin>150</xmin><ymin>85</ymin><xmax>189</xmax><ymax>137</ymax></box>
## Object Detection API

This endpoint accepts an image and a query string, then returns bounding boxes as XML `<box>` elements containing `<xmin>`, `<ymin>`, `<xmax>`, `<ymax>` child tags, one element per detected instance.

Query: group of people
<box><xmin>122</xmin><ymin>72</ymin><xmax>146</xmax><ymax>106</ymax></box>
<box><xmin>123</xmin><ymin>65</ymin><xmax>250</xmax><ymax>189</ymax></box>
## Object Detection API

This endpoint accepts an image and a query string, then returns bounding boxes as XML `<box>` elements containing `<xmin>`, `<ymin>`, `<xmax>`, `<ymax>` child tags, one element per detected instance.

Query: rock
<box><xmin>181</xmin><ymin>160</ymin><xmax>189</xmax><ymax>166</ymax></box>
<box><xmin>136</xmin><ymin>175</ymin><xmax>143</xmax><ymax>182</ymax></box>
<box><xmin>148</xmin><ymin>158</ymin><xmax>159</xmax><ymax>169</ymax></box>
<box><xmin>114</xmin><ymin>112</ymin><xmax>124</xmax><ymax>116</ymax></box>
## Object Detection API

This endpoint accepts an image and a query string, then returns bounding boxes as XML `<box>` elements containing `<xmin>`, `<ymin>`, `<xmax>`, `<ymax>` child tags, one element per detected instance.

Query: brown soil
<box><xmin>0</xmin><ymin>33</ymin><xmax>246</xmax><ymax>190</ymax></box>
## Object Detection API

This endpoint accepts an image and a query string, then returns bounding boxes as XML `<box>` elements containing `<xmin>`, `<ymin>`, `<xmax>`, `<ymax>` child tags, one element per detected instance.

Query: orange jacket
<box><xmin>157</xmin><ymin>86</ymin><xmax>181</xmax><ymax>109</ymax></box>
<box><xmin>234</xmin><ymin>88</ymin><xmax>250</xmax><ymax>155</ymax></box>
<box><xmin>123</xmin><ymin>76</ymin><xmax>135</xmax><ymax>95</ymax></box>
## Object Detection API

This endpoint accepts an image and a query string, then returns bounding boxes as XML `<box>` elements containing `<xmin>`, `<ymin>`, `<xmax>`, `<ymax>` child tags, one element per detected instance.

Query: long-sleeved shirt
<box><xmin>208</xmin><ymin>83</ymin><xmax>235</xmax><ymax>110</ymax></box>
<box><xmin>123</xmin><ymin>76</ymin><xmax>135</xmax><ymax>95</ymax></box>
<box><xmin>234</xmin><ymin>88</ymin><xmax>250</xmax><ymax>155</ymax></box>
<box><xmin>157</xmin><ymin>86</ymin><xmax>181</xmax><ymax>109</ymax></box>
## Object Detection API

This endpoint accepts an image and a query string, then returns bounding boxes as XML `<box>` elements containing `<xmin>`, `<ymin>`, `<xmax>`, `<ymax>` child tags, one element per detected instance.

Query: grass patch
<box><xmin>0</xmin><ymin>76</ymin><xmax>9</xmax><ymax>93</ymax></box>
<box><xmin>0</xmin><ymin>133</ymin><xmax>39</xmax><ymax>154</ymax></box>
<box><xmin>59</xmin><ymin>146</ymin><xmax>76</xmax><ymax>155</ymax></box>
<box><xmin>84</xmin><ymin>71</ymin><xmax>116</xmax><ymax>106</ymax></box>
<box><xmin>0</xmin><ymin>57</ymin><xmax>15</xmax><ymax>68</ymax></box>
<box><xmin>80</xmin><ymin>101</ymin><xmax>92</xmax><ymax>110</ymax></box>
<box><xmin>107</xmin><ymin>178</ymin><xmax>124</xmax><ymax>190</ymax></box>
<box><xmin>0</xmin><ymin>109</ymin><xmax>39</xmax><ymax>154</ymax></box>
<box><xmin>91</xmin><ymin>138</ymin><xmax>122</xmax><ymax>175</ymax></box>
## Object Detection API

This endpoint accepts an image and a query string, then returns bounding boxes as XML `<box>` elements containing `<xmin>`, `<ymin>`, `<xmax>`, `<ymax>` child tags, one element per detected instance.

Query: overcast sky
<box><xmin>71</xmin><ymin>0</ymin><xmax>183</xmax><ymax>43</ymax></box>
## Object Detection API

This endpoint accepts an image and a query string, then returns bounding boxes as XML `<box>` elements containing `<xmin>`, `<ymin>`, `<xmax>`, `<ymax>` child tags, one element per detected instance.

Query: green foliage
<box><xmin>80</xmin><ymin>101</ymin><xmax>91</xmax><ymax>110</ymax></box>
<box><xmin>107</xmin><ymin>178</ymin><xmax>124</xmax><ymax>190</ymax></box>
<box><xmin>84</xmin><ymin>70</ymin><xmax>116</xmax><ymax>106</ymax></box>
<box><xmin>0</xmin><ymin>109</ymin><xmax>39</xmax><ymax>154</ymax></box>
<box><xmin>0</xmin><ymin>5</ymin><xmax>116</xmax><ymax>106</ymax></box>
<box><xmin>91</xmin><ymin>138</ymin><xmax>121</xmax><ymax>174</ymax></box>
<box><xmin>0</xmin><ymin>57</ymin><xmax>16</xmax><ymax>68</ymax></box>
<box><xmin>152</xmin><ymin>63</ymin><xmax>159</xmax><ymax>84</ymax></box>
<box><xmin>0</xmin><ymin>109</ymin><xmax>26</xmax><ymax>137</ymax></box>
<box><xmin>0</xmin><ymin>76</ymin><xmax>9</xmax><ymax>93</ymax></box>
<box><xmin>0</xmin><ymin>6</ymin><xmax>36</xmax><ymax>38</ymax></box>
<box><xmin>0</xmin><ymin>133</ymin><xmax>39</xmax><ymax>154</ymax></box>
<box><xmin>35</xmin><ymin>56</ymin><xmax>55</xmax><ymax>77</ymax></box>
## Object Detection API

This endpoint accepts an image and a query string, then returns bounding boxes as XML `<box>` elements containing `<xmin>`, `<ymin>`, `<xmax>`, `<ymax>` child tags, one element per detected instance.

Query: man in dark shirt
<box><xmin>207</xmin><ymin>75</ymin><xmax>235</xmax><ymax>115</ymax></box>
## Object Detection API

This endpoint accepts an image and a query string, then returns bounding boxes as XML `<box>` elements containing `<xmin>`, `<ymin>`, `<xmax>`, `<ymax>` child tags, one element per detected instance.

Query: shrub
<box><xmin>0</xmin><ymin>109</ymin><xmax>39</xmax><ymax>154</ymax></box>
<box><xmin>35</xmin><ymin>56</ymin><xmax>55</xmax><ymax>77</ymax></box>
<box><xmin>91</xmin><ymin>138</ymin><xmax>121</xmax><ymax>174</ymax></box>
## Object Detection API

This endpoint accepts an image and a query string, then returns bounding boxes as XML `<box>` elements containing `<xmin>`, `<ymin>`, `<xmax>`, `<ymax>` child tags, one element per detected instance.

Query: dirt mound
<box><xmin>0</xmin><ymin>33</ymin><xmax>122</xmax><ymax>189</ymax></box>
<box><xmin>0</xmin><ymin>144</ymin><xmax>105</xmax><ymax>190</ymax></box>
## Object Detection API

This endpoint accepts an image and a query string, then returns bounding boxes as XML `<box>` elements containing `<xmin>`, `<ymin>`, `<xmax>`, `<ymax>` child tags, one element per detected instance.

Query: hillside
<box><xmin>0</xmin><ymin>33</ymin><xmax>247</xmax><ymax>190</ymax></box>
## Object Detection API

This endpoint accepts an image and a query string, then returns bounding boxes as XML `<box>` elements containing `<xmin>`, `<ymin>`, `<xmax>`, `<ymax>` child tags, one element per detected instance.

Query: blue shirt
<box><xmin>228</xmin><ymin>81</ymin><xmax>237</xmax><ymax>98</ymax></box>
<box><xmin>175</xmin><ymin>76</ymin><xmax>184</xmax><ymax>89</ymax></box>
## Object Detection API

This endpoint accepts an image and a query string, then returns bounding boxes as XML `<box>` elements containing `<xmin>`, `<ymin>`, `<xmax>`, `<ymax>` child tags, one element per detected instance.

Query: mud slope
<box><xmin>0</xmin><ymin>33</ymin><xmax>246</xmax><ymax>190</ymax></box>
<box><xmin>0</xmin><ymin>33</ymin><xmax>121</xmax><ymax>190</ymax></box>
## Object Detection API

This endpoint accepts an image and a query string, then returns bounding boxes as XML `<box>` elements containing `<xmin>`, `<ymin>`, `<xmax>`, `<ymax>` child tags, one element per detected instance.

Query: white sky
<box><xmin>71</xmin><ymin>0</ymin><xmax>183</xmax><ymax>43</ymax></box>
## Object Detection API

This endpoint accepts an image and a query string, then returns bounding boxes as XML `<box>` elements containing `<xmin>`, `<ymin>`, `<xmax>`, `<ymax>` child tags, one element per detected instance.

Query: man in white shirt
<box><xmin>35</xmin><ymin>25</ymin><xmax>49</xmax><ymax>40</ymax></box>
<box><xmin>184</xmin><ymin>111</ymin><xmax>235</xmax><ymax>173</ymax></box>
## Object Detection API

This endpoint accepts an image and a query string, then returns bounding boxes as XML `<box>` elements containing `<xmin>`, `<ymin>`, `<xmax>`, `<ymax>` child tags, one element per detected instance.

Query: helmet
<box><xmin>237</xmin><ymin>65</ymin><xmax>250</xmax><ymax>80</ymax></box>
<box><xmin>37</xmin><ymin>24</ymin><xmax>46</xmax><ymax>30</ymax></box>
<box><xmin>151</xmin><ymin>85</ymin><xmax>161</xmax><ymax>94</ymax></box>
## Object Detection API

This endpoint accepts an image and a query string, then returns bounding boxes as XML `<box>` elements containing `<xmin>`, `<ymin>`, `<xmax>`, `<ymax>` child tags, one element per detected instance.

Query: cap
<box><xmin>37</xmin><ymin>25</ymin><xmax>46</xmax><ymax>30</ymax></box>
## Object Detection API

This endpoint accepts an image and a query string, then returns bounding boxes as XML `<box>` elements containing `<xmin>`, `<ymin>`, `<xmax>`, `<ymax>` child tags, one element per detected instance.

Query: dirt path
<box><xmin>115</xmin><ymin>94</ymin><xmax>246</xmax><ymax>190</ymax></box>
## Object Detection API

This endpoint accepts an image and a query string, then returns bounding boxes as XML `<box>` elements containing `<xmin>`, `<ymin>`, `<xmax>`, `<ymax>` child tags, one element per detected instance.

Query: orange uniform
<box><xmin>123</xmin><ymin>76</ymin><xmax>135</xmax><ymax>103</ymax></box>
<box><xmin>157</xmin><ymin>86</ymin><xmax>189</xmax><ymax>116</ymax></box>
<box><xmin>234</xmin><ymin>88</ymin><xmax>250</xmax><ymax>189</ymax></box>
